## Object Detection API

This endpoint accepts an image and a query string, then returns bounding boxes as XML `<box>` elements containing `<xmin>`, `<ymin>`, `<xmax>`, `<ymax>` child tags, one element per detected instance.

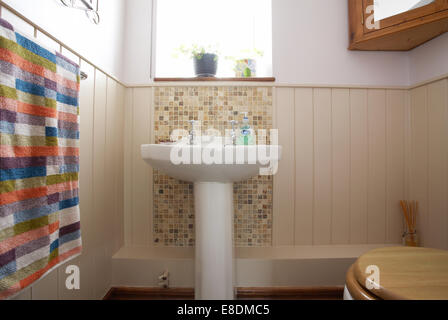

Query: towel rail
<box><xmin>0</xmin><ymin>0</ymin><xmax>124</xmax><ymax>85</ymax></box>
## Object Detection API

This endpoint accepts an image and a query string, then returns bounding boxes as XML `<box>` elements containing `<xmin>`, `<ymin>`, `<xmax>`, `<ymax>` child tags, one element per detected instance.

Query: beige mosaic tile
<box><xmin>153</xmin><ymin>86</ymin><xmax>273</xmax><ymax>247</ymax></box>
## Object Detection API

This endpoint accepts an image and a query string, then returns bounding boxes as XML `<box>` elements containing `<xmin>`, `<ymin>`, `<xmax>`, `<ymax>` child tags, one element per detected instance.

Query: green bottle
<box><xmin>237</xmin><ymin>112</ymin><xmax>254</xmax><ymax>145</ymax></box>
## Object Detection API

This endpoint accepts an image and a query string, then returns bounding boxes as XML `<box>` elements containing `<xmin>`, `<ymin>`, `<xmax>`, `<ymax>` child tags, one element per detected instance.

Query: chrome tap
<box><xmin>229</xmin><ymin>120</ymin><xmax>238</xmax><ymax>145</ymax></box>
<box><xmin>188</xmin><ymin>120</ymin><xmax>198</xmax><ymax>145</ymax></box>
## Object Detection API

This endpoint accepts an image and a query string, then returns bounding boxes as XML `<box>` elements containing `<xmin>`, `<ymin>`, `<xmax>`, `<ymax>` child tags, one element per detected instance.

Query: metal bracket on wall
<box><xmin>60</xmin><ymin>0</ymin><xmax>100</xmax><ymax>25</ymax></box>
<box><xmin>80</xmin><ymin>71</ymin><xmax>88</xmax><ymax>80</ymax></box>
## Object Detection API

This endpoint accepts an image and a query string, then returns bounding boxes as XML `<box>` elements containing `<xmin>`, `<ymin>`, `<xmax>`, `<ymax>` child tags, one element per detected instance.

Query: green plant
<box><xmin>240</xmin><ymin>48</ymin><xmax>264</xmax><ymax>59</ymax></box>
<box><xmin>225</xmin><ymin>48</ymin><xmax>264</xmax><ymax>62</ymax></box>
<box><xmin>174</xmin><ymin>44</ymin><xmax>220</xmax><ymax>61</ymax></box>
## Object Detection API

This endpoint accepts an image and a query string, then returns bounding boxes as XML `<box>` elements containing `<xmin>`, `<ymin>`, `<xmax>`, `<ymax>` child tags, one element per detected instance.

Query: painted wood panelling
<box><xmin>124</xmin><ymin>89</ymin><xmax>133</xmax><ymax>245</ymax></box>
<box><xmin>294</xmin><ymin>88</ymin><xmax>314</xmax><ymax>245</ymax></box>
<box><xmin>427</xmin><ymin>81</ymin><xmax>448</xmax><ymax>249</ymax></box>
<box><xmin>106</xmin><ymin>77</ymin><xmax>126</xmax><ymax>254</ymax></box>
<box><xmin>331</xmin><ymin>89</ymin><xmax>351</xmax><ymax>244</ymax></box>
<box><xmin>122</xmin><ymin>82</ymin><xmax>447</xmax><ymax>251</ymax></box>
<box><xmin>11</xmin><ymin>77</ymin><xmax>446</xmax><ymax>298</ymax></box>
<box><xmin>273</xmin><ymin>88</ymin><xmax>409</xmax><ymax>246</ymax></box>
<box><xmin>349</xmin><ymin>89</ymin><xmax>369</xmax><ymax>244</ymax></box>
<box><xmin>273</xmin><ymin>88</ymin><xmax>295</xmax><ymax>246</ymax></box>
<box><xmin>313</xmin><ymin>89</ymin><xmax>333</xmax><ymax>245</ymax></box>
<box><xmin>13</xmin><ymin>62</ymin><xmax>126</xmax><ymax>300</ymax></box>
<box><xmin>386</xmin><ymin>90</ymin><xmax>406</xmax><ymax>244</ymax></box>
<box><xmin>367</xmin><ymin>89</ymin><xmax>387</xmax><ymax>244</ymax></box>
<box><xmin>123</xmin><ymin>88</ymin><xmax>154</xmax><ymax>247</ymax></box>
<box><xmin>410</xmin><ymin>79</ymin><xmax>448</xmax><ymax>250</ymax></box>
<box><xmin>410</xmin><ymin>86</ymin><xmax>428</xmax><ymax>245</ymax></box>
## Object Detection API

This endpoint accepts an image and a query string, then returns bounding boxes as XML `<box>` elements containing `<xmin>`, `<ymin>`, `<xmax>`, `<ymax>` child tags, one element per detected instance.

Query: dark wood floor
<box><xmin>104</xmin><ymin>287</ymin><xmax>344</xmax><ymax>300</ymax></box>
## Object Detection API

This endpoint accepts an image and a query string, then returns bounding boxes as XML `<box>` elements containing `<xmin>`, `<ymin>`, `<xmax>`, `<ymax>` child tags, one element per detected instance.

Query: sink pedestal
<box><xmin>194</xmin><ymin>182</ymin><xmax>235</xmax><ymax>300</ymax></box>
<box><xmin>141</xmin><ymin>143</ymin><xmax>282</xmax><ymax>300</ymax></box>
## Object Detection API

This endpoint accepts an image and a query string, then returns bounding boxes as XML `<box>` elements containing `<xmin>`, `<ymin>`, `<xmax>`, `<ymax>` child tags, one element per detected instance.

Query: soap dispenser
<box><xmin>237</xmin><ymin>112</ymin><xmax>255</xmax><ymax>145</ymax></box>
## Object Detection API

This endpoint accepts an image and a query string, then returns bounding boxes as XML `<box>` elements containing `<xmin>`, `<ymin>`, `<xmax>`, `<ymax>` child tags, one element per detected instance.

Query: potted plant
<box><xmin>228</xmin><ymin>48</ymin><xmax>264</xmax><ymax>78</ymax></box>
<box><xmin>176</xmin><ymin>44</ymin><xmax>220</xmax><ymax>77</ymax></box>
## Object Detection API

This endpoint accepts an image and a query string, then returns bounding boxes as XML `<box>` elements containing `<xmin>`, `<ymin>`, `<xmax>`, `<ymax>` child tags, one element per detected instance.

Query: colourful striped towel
<box><xmin>0</xmin><ymin>18</ymin><xmax>82</xmax><ymax>299</ymax></box>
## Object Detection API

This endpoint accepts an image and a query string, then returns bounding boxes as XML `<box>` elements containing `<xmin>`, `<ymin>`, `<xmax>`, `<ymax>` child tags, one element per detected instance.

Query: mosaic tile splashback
<box><xmin>153</xmin><ymin>86</ymin><xmax>273</xmax><ymax>247</ymax></box>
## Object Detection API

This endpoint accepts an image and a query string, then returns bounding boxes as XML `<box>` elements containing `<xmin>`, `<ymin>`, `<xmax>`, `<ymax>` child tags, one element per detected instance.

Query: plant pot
<box><xmin>194</xmin><ymin>53</ymin><xmax>218</xmax><ymax>77</ymax></box>
<box><xmin>234</xmin><ymin>59</ymin><xmax>257</xmax><ymax>78</ymax></box>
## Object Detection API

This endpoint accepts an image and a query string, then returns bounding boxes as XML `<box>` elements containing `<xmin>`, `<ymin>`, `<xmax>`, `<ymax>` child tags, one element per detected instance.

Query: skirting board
<box><xmin>111</xmin><ymin>257</ymin><xmax>355</xmax><ymax>288</ymax></box>
<box><xmin>104</xmin><ymin>286</ymin><xmax>344</xmax><ymax>300</ymax></box>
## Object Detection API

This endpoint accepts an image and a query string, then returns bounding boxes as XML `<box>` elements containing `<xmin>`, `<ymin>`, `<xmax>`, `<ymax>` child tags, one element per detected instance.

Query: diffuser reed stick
<box><xmin>400</xmin><ymin>200</ymin><xmax>419</xmax><ymax>246</ymax></box>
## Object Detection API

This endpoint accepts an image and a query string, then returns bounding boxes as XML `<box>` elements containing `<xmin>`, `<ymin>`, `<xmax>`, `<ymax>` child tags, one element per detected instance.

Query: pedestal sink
<box><xmin>141</xmin><ymin>138</ymin><xmax>281</xmax><ymax>300</ymax></box>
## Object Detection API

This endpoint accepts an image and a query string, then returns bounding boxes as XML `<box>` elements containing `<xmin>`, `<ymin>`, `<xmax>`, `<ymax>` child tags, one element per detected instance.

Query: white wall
<box><xmin>4</xmin><ymin>0</ymin><xmax>448</xmax><ymax>87</ymax></box>
<box><xmin>3</xmin><ymin>0</ymin><xmax>126</xmax><ymax>80</ymax></box>
<box><xmin>409</xmin><ymin>33</ymin><xmax>448</xmax><ymax>85</ymax></box>
<box><xmin>272</xmin><ymin>0</ymin><xmax>410</xmax><ymax>86</ymax></box>
<box><xmin>119</xmin><ymin>0</ymin><xmax>448</xmax><ymax>86</ymax></box>
<box><xmin>119</xmin><ymin>0</ymin><xmax>412</xmax><ymax>86</ymax></box>
<box><xmin>122</xmin><ymin>0</ymin><xmax>153</xmax><ymax>85</ymax></box>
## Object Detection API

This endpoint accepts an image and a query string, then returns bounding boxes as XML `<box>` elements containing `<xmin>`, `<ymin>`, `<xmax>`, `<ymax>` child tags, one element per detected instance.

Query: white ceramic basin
<box><xmin>141</xmin><ymin>144</ymin><xmax>281</xmax><ymax>183</ymax></box>
<box><xmin>141</xmin><ymin>139</ymin><xmax>282</xmax><ymax>300</ymax></box>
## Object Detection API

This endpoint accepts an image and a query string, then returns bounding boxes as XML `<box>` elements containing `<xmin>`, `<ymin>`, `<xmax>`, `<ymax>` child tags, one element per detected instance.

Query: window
<box><xmin>154</xmin><ymin>0</ymin><xmax>272</xmax><ymax>78</ymax></box>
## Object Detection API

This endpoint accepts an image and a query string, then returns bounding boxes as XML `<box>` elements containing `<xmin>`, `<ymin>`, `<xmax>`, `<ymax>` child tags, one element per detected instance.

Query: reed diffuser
<box><xmin>400</xmin><ymin>200</ymin><xmax>419</xmax><ymax>247</ymax></box>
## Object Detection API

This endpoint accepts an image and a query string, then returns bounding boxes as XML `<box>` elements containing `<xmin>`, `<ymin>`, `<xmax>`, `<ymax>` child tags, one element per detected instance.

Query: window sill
<box><xmin>154</xmin><ymin>77</ymin><xmax>276</xmax><ymax>82</ymax></box>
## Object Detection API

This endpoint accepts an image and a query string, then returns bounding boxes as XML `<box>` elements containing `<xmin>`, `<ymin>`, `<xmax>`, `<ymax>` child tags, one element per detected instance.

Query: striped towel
<box><xmin>0</xmin><ymin>18</ymin><xmax>82</xmax><ymax>299</ymax></box>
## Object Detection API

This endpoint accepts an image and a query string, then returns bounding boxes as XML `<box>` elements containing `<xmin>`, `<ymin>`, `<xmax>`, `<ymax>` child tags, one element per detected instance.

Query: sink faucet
<box><xmin>229</xmin><ymin>120</ymin><xmax>238</xmax><ymax>145</ymax></box>
<box><xmin>188</xmin><ymin>120</ymin><xmax>198</xmax><ymax>145</ymax></box>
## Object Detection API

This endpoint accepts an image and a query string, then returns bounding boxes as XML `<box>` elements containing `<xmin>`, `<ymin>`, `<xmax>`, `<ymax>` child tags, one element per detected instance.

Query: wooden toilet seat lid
<box><xmin>353</xmin><ymin>247</ymin><xmax>448</xmax><ymax>300</ymax></box>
